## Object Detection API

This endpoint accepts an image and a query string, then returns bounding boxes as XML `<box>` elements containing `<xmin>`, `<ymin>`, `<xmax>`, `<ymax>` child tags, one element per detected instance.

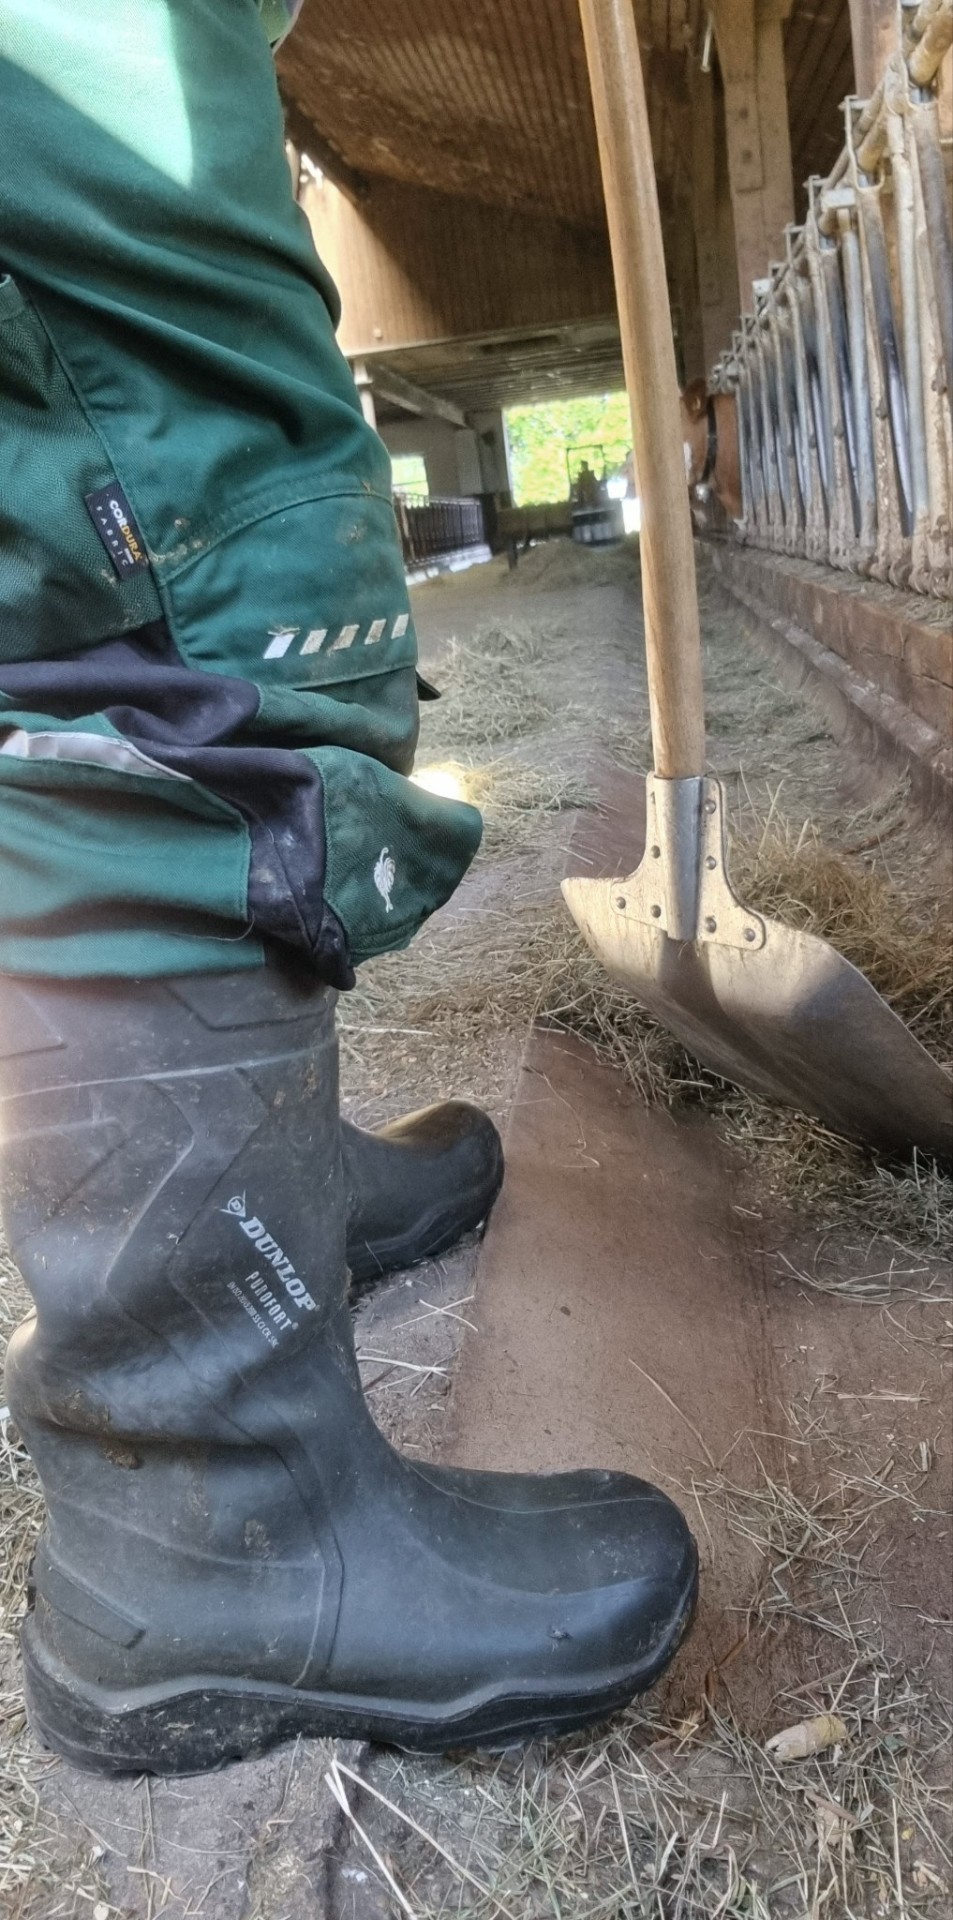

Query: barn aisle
<box><xmin>3</xmin><ymin>541</ymin><xmax>950</xmax><ymax>1918</ymax></box>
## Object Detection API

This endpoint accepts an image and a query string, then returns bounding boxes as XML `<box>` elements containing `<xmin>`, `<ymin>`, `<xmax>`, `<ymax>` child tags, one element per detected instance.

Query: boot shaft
<box><xmin>1</xmin><ymin>963</ymin><xmax>698</xmax><ymax>1769</ymax></box>
<box><xmin>1</xmin><ymin>961</ymin><xmax>354</xmax><ymax>1687</ymax></box>
<box><xmin>0</xmin><ymin>961</ymin><xmax>345</xmax><ymax>1427</ymax></box>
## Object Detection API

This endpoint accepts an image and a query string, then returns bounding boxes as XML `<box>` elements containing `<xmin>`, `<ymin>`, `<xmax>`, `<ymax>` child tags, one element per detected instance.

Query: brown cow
<box><xmin>680</xmin><ymin>378</ymin><xmax>742</xmax><ymax>521</ymax></box>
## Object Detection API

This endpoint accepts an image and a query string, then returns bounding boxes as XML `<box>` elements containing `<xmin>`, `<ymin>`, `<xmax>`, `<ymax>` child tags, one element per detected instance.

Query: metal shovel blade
<box><xmin>562</xmin><ymin>777</ymin><xmax>952</xmax><ymax>1164</ymax></box>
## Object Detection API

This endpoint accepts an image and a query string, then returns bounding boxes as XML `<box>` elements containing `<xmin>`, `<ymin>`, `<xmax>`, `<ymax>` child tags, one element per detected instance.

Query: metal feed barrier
<box><xmin>394</xmin><ymin>493</ymin><xmax>487</xmax><ymax>569</ymax></box>
<box><xmin>711</xmin><ymin>0</ymin><xmax>953</xmax><ymax>601</ymax></box>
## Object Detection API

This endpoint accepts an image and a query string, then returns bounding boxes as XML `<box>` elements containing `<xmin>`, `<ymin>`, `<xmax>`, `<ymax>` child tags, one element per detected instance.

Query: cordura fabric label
<box><xmin>84</xmin><ymin>484</ymin><xmax>151</xmax><ymax>576</ymax></box>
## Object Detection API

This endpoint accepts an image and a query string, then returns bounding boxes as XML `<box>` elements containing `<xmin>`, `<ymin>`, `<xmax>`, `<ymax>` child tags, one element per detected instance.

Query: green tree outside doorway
<box><xmin>505</xmin><ymin>393</ymin><xmax>632</xmax><ymax>506</ymax></box>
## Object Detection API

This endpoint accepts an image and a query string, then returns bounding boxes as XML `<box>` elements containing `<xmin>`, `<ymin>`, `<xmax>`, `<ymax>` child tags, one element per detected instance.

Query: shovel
<box><xmin>563</xmin><ymin>0</ymin><xmax>952</xmax><ymax>1164</ymax></box>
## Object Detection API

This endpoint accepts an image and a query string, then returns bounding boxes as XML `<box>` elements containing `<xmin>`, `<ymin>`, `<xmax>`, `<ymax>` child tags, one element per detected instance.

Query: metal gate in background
<box><xmin>394</xmin><ymin>493</ymin><xmax>488</xmax><ymax>570</ymax></box>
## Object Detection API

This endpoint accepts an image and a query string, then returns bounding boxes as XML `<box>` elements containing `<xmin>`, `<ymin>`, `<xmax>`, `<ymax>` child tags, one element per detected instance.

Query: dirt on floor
<box><xmin>1</xmin><ymin>540</ymin><xmax>950</xmax><ymax>1919</ymax></box>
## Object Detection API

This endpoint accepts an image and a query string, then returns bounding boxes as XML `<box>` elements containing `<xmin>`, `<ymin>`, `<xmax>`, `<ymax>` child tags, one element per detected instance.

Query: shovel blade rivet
<box><xmin>650</xmin><ymin>844</ymin><xmax>661</xmax><ymax>858</ymax></box>
<box><xmin>705</xmin><ymin>798</ymin><xmax>717</xmax><ymax>815</ymax></box>
<box><xmin>651</xmin><ymin>904</ymin><xmax>662</xmax><ymax>919</ymax></box>
<box><xmin>705</xmin><ymin>855</ymin><xmax>717</xmax><ymax>870</ymax></box>
<box><xmin>744</xmin><ymin>927</ymin><xmax>757</xmax><ymax>942</ymax></box>
<box><xmin>705</xmin><ymin>915</ymin><xmax>717</xmax><ymax>933</ymax></box>
<box><xmin>615</xmin><ymin>896</ymin><xmax>627</xmax><ymax>911</ymax></box>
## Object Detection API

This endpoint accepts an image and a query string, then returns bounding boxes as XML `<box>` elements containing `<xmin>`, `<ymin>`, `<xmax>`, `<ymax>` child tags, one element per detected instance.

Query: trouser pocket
<box><xmin>0</xmin><ymin>275</ymin><xmax>162</xmax><ymax>659</ymax></box>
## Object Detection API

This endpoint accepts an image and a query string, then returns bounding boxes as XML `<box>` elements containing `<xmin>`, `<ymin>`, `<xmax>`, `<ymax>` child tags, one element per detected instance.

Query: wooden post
<box><xmin>656</xmin><ymin>49</ymin><xmax>708</xmax><ymax>383</ymax></box>
<box><xmin>689</xmin><ymin>63</ymin><xmax>741</xmax><ymax>370</ymax></box>
<box><xmin>716</xmin><ymin>121</ymin><xmax>742</xmax><ymax>338</ymax></box>
<box><xmin>577</xmin><ymin>0</ymin><xmax>706</xmax><ymax>778</ymax></box>
<box><xmin>714</xmin><ymin>0</ymin><xmax>795</xmax><ymax>310</ymax></box>
<box><xmin>755</xmin><ymin>1</ymin><xmax>795</xmax><ymax>243</ymax></box>
<box><xmin>673</xmin><ymin>201</ymin><xmax>706</xmax><ymax>382</ymax></box>
<box><xmin>351</xmin><ymin>359</ymin><xmax>377</xmax><ymax>430</ymax></box>
<box><xmin>848</xmin><ymin>0</ymin><xmax>901</xmax><ymax>98</ymax></box>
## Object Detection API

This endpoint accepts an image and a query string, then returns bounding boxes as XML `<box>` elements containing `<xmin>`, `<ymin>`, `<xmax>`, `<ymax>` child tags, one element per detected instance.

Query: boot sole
<box><xmin>21</xmin><ymin>1563</ymin><xmax>696</xmax><ymax>1776</ymax></box>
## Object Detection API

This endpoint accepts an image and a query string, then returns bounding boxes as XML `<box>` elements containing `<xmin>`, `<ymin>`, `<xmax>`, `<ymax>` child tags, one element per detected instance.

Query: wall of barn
<box><xmin>379</xmin><ymin>418</ymin><xmax>484</xmax><ymax>499</ymax></box>
<box><xmin>300</xmin><ymin>174</ymin><xmax>617</xmax><ymax>356</ymax></box>
<box><xmin>377</xmin><ymin>412</ymin><xmax>512</xmax><ymax>504</ymax></box>
<box><xmin>469</xmin><ymin>411</ymin><xmax>513</xmax><ymax>497</ymax></box>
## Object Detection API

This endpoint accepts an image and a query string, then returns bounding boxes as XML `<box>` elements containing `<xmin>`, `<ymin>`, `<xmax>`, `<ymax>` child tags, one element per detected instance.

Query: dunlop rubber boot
<box><xmin>0</xmin><ymin>959</ymin><xmax>697</xmax><ymax>1776</ymax></box>
<box><xmin>343</xmin><ymin>1103</ymin><xmax>504</xmax><ymax>1287</ymax></box>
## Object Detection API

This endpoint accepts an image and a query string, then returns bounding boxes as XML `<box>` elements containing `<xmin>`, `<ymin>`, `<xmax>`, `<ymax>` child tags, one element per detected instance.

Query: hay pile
<box><xmin>426</xmin><ymin>759</ymin><xmax>595</xmax><ymax>858</ymax></box>
<box><xmin>420</xmin><ymin>620</ymin><xmax>554</xmax><ymax>749</ymax></box>
<box><xmin>505</xmin><ymin>534</ymin><xmax>641</xmax><ymax>593</ymax></box>
<box><xmin>354</xmin><ymin>577</ymin><xmax>953</xmax><ymax>1253</ymax></box>
<box><xmin>713</xmin><ymin>813</ymin><xmax>951</xmax><ymax>1250</ymax></box>
<box><xmin>731</xmin><ymin>817</ymin><xmax>953</xmax><ymax>1066</ymax></box>
<box><xmin>350</xmin><ymin>883</ymin><xmax>953</xmax><ymax>1262</ymax></box>
<box><xmin>405</xmin><ymin>563</ymin><xmax>953</xmax><ymax>1254</ymax></box>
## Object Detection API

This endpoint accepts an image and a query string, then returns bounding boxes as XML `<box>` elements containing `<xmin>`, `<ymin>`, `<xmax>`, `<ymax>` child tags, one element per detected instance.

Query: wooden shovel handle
<box><xmin>579</xmin><ymin>0</ymin><xmax>706</xmax><ymax>777</ymax></box>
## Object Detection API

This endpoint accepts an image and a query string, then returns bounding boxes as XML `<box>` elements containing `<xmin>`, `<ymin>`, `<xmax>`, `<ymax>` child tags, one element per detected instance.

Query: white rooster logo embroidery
<box><xmin>373</xmin><ymin>847</ymin><xmax>396</xmax><ymax>913</ymax></box>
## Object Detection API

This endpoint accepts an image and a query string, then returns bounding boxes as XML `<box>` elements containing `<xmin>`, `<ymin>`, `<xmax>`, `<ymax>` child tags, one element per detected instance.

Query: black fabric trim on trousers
<box><xmin>0</xmin><ymin>622</ymin><xmax>354</xmax><ymax>987</ymax></box>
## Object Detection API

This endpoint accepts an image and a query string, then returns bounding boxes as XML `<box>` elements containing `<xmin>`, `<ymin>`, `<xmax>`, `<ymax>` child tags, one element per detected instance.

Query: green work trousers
<box><xmin>0</xmin><ymin>0</ymin><xmax>481</xmax><ymax>981</ymax></box>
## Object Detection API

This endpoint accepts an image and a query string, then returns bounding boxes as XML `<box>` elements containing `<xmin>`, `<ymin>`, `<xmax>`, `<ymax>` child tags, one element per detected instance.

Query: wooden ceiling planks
<box><xmin>279</xmin><ymin>0</ymin><xmax>606</xmax><ymax>228</ymax></box>
<box><xmin>280</xmin><ymin>0</ymin><xmax>855</xmax><ymax>237</ymax></box>
<box><xmin>281</xmin><ymin>0</ymin><xmax>857</xmax><ymax>407</ymax></box>
<box><xmin>279</xmin><ymin>0</ymin><xmax>719</xmax><ymax>231</ymax></box>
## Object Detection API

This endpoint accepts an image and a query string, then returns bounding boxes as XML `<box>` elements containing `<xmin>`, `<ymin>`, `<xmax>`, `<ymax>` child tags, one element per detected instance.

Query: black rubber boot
<box><xmin>343</xmin><ymin>1103</ymin><xmax>504</xmax><ymax>1288</ymax></box>
<box><xmin>0</xmin><ymin>959</ymin><xmax>697</xmax><ymax>1776</ymax></box>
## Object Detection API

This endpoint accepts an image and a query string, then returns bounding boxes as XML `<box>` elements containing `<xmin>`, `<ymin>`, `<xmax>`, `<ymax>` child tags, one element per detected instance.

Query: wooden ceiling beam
<box><xmin>362</xmin><ymin>362</ymin><xmax>470</xmax><ymax>429</ymax></box>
